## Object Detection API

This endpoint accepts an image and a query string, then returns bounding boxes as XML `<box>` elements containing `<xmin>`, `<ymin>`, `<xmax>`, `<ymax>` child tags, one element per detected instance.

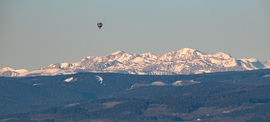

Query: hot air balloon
<box><xmin>97</xmin><ymin>22</ymin><xmax>103</xmax><ymax>29</ymax></box>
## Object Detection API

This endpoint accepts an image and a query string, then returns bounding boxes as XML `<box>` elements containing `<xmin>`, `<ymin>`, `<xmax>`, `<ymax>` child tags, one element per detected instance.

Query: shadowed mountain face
<box><xmin>1</xmin><ymin>48</ymin><xmax>270</xmax><ymax>77</ymax></box>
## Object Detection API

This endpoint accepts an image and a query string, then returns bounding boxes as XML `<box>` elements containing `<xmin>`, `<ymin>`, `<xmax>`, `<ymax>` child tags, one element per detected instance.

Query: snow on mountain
<box><xmin>64</xmin><ymin>77</ymin><xmax>74</xmax><ymax>82</ymax></box>
<box><xmin>18</xmin><ymin>68</ymin><xmax>77</xmax><ymax>77</ymax></box>
<box><xmin>238</xmin><ymin>58</ymin><xmax>265</xmax><ymax>70</ymax></box>
<box><xmin>95</xmin><ymin>75</ymin><xmax>103</xmax><ymax>84</ymax></box>
<box><xmin>1</xmin><ymin>48</ymin><xmax>269</xmax><ymax>77</ymax></box>
<box><xmin>263</xmin><ymin>61</ymin><xmax>270</xmax><ymax>69</ymax></box>
<box><xmin>172</xmin><ymin>80</ymin><xmax>201</xmax><ymax>86</ymax></box>
<box><xmin>0</xmin><ymin>67</ymin><xmax>28</xmax><ymax>77</ymax></box>
<box><xmin>151</xmin><ymin>81</ymin><xmax>167</xmax><ymax>86</ymax></box>
<box><xmin>40</xmin><ymin>62</ymin><xmax>81</xmax><ymax>70</ymax></box>
<box><xmin>33</xmin><ymin>83</ymin><xmax>43</xmax><ymax>86</ymax></box>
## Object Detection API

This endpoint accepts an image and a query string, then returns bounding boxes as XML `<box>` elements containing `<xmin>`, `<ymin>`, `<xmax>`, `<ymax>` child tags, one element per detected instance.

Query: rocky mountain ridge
<box><xmin>1</xmin><ymin>48</ymin><xmax>269</xmax><ymax>77</ymax></box>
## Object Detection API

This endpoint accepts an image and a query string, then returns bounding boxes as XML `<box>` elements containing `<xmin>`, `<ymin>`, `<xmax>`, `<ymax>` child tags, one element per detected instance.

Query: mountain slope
<box><xmin>1</xmin><ymin>69</ymin><xmax>270</xmax><ymax>115</ymax></box>
<box><xmin>1</xmin><ymin>48</ymin><xmax>269</xmax><ymax>77</ymax></box>
<box><xmin>3</xmin><ymin>82</ymin><xmax>270</xmax><ymax>122</ymax></box>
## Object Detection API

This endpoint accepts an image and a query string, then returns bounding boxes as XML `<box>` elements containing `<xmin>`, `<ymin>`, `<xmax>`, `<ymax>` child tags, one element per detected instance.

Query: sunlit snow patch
<box><xmin>130</xmin><ymin>83</ymin><xmax>150</xmax><ymax>89</ymax></box>
<box><xmin>64</xmin><ymin>103</ymin><xmax>80</xmax><ymax>108</ymax></box>
<box><xmin>64</xmin><ymin>77</ymin><xmax>74</xmax><ymax>82</ymax></box>
<box><xmin>151</xmin><ymin>81</ymin><xmax>167</xmax><ymax>86</ymax></box>
<box><xmin>172</xmin><ymin>80</ymin><xmax>200</xmax><ymax>86</ymax></box>
<box><xmin>33</xmin><ymin>83</ymin><xmax>42</xmax><ymax>86</ymax></box>
<box><xmin>95</xmin><ymin>75</ymin><xmax>103</xmax><ymax>84</ymax></box>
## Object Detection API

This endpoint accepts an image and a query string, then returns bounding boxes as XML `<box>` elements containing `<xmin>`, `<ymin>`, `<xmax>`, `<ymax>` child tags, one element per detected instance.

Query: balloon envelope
<box><xmin>97</xmin><ymin>22</ymin><xmax>103</xmax><ymax>29</ymax></box>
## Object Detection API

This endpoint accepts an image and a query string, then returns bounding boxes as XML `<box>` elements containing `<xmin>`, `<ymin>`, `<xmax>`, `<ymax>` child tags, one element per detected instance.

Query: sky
<box><xmin>1</xmin><ymin>0</ymin><xmax>270</xmax><ymax>71</ymax></box>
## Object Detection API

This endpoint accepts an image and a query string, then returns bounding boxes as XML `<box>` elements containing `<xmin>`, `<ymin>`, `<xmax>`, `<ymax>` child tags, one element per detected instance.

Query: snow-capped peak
<box><xmin>211</xmin><ymin>52</ymin><xmax>232</xmax><ymax>59</ymax></box>
<box><xmin>111</xmin><ymin>50</ymin><xmax>125</xmax><ymax>55</ymax></box>
<box><xmin>177</xmin><ymin>48</ymin><xmax>205</xmax><ymax>55</ymax></box>
<box><xmin>0</xmin><ymin>67</ymin><xmax>15</xmax><ymax>72</ymax></box>
<box><xmin>141</xmin><ymin>52</ymin><xmax>157</xmax><ymax>59</ymax></box>
<box><xmin>1</xmin><ymin>48</ymin><xmax>269</xmax><ymax>77</ymax></box>
<box><xmin>240</xmin><ymin>58</ymin><xmax>259</xmax><ymax>63</ymax></box>
<box><xmin>0</xmin><ymin>67</ymin><xmax>28</xmax><ymax>72</ymax></box>
<box><xmin>157</xmin><ymin>48</ymin><xmax>206</xmax><ymax>61</ymax></box>
<box><xmin>178</xmin><ymin>48</ymin><xmax>196</xmax><ymax>53</ymax></box>
<box><xmin>263</xmin><ymin>61</ymin><xmax>270</xmax><ymax>69</ymax></box>
<box><xmin>0</xmin><ymin>67</ymin><xmax>28</xmax><ymax>77</ymax></box>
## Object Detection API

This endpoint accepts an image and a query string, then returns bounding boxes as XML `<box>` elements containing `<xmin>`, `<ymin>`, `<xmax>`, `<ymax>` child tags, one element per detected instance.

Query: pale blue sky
<box><xmin>1</xmin><ymin>0</ymin><xmax>270</xmax><ymax>70</ymax></box>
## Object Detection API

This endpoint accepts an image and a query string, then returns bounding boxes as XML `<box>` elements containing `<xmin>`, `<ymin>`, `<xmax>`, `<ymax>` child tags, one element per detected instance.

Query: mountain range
<box><xmin>1</xmin><ymin>48</ymin><xmax>270</xmax><ymax>77</ymax></box>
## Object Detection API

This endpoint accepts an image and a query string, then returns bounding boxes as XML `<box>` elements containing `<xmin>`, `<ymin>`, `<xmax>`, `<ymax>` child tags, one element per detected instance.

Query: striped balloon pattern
<box><xmin>97</xmin><ymin>22</ymin><xmax>103</xmax><ymax>29</ymax></box>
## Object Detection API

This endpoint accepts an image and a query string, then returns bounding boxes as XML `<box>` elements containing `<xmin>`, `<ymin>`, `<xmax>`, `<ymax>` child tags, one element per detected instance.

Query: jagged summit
<box><xmin>1</xmin><ymin>48</ymin><xmax>269</xmax><ymax>77</ymax></box>
<box><xmin>177</xmin><ymin>48</ymin><xmax>198</xmax><ymax>53</ymax></box>
<box><xmin>177</xmin><ymin>48</ymin><xmax>206</xmax><ymax>55</ymax></box>
<box><xmin>141</xmin><ymin>52</ymin><xmax>157</xmax><ymax>59</ymax></box>
<box><xmin>212</xmin><ymin>52</ymin><xmax>232</xmax><ymax>59</ymax></box>
<box><xmin>110</xmin><ymin>50</ymin><xmax>125</xmax><ymax>55</ymax></box>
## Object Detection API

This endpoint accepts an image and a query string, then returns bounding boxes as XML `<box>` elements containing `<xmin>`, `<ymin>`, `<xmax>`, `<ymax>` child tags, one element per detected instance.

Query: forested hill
<box><xmin>0</xmin><ymin>69</ymin><xmax>270</xmax><ymax>121</ymax></box>
<box><xmin>1</xmin><ymin>82</ymin><xmax>270</xmax><ymax>122</ymax></box>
